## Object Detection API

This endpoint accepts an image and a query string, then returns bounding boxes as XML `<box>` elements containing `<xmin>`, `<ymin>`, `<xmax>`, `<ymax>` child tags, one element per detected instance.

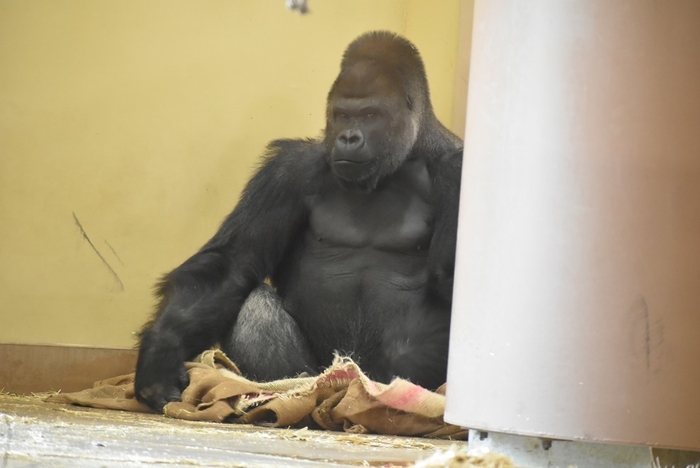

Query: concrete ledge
<box><xmin>468</xmin><ymin>429</ymin><xmax>700</xmax><ymax>468</ymax></box>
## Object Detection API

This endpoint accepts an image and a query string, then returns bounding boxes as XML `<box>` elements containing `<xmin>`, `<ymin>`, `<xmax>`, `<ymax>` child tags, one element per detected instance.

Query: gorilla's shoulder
<box><xmin>442</xmin><ymin>147</ymin><xmax>463</xmax><ymax>163</ymax></box>
<box><xmin>254</xmin><ymin>138</ymin><xmax>328</xmax><ymax>186</ymax></box>
<box><xmin>264</xmin><ymin>138</ymin><xmax>326</xmax><ymax>164</ymax></box>
<box><xmin>428</xmin><ymin>146</ymin><xmax>463</xmax><ymax>173</ymax></box>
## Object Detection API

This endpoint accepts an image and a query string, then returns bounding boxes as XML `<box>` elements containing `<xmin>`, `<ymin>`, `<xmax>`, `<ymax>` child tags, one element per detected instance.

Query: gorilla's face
<box><xmin>325</xmin><ymin>61</ymin><xmax>419</xmax><ymax>192</ymax></box>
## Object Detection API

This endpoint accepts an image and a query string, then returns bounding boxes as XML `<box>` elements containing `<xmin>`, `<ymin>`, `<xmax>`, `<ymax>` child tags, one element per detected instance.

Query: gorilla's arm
<box><xmin>426</xmin><ymin>148</ymin><xmax>463</xmax><ymax>303</ymax></box>
<box><xmin>135</xmin><ymin>139</ymin><xmax>323</xmax><ymax>411</ymax></box>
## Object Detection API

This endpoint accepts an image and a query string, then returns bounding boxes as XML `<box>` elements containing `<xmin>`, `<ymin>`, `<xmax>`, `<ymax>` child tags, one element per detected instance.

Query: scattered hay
<box><xmin>413</xmin><ymin>446</ymin><xmax>515</xmax><ymax>468</ymax></box>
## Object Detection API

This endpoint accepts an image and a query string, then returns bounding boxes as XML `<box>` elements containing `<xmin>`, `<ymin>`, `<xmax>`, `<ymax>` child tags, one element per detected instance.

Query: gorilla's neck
<box><xmin>335</xmin><ymin>177</ymin><xmax>376</xmax><ymax>194</ymax></box>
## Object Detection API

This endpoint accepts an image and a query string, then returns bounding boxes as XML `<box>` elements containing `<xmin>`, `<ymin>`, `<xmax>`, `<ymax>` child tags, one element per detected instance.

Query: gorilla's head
<box><xmin>324</xmin><ymin>32</ymin><xmax>434</xmax><ymax>192</ymax></box>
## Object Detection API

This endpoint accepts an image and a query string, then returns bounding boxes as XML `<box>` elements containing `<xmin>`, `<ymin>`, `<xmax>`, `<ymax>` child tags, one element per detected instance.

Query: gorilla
<box><xmin>135</xmin><ymin>31</ymin><xmax>463</xmax><ymax>412</ymax></box>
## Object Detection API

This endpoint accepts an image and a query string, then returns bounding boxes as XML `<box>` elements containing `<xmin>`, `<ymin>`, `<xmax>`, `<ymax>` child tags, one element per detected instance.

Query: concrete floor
<box><xmin>0</xmin><ymin>394</ymin><xmax>463</xmax><ymax>467</ymax></box>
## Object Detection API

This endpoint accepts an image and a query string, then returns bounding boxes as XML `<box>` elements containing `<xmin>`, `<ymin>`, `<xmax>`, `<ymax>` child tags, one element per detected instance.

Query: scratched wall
<box><xmin>0</xmin><ymin>1</ymin><xmax>466</xmax><ymax>347</ymax></box>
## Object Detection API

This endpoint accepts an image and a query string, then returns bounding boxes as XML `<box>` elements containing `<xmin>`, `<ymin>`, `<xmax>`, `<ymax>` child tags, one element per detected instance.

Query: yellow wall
<box><xmin>0</xmin><ymin>0</ymin><xmax>465</xmax><ymax>347</ymax></box>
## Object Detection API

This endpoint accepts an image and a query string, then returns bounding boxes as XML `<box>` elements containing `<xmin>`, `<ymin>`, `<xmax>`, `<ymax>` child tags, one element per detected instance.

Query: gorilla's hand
<box><xmin>134</xmin><ymin>330</ymin><xmax>189</xmax><ymax>412</ymax></box>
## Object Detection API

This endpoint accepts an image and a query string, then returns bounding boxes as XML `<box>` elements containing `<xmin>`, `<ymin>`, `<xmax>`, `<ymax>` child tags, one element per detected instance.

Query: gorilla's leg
<box><xmin>220</xmin><ymin>284</ymin><xmax>318</xmax><ymax>381</ymax></box>
<box><xmin>374</xmin><ymin>307</ymin><xmax>451</xmax><ymax>390</ymax></box>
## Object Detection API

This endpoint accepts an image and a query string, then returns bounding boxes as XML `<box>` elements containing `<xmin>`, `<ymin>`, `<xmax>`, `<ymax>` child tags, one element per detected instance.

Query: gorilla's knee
<box><xmin>221</xmin><ymin>284</ymin><xmax>317</xmax><ymax>381</ymax></box>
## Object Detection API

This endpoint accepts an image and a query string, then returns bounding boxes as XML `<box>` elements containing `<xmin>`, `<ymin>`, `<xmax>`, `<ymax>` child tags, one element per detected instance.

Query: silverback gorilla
<box><xmin>135</xmin><ymin>31</ymin><xmax>463</xmax><ymax>411</ymax></box>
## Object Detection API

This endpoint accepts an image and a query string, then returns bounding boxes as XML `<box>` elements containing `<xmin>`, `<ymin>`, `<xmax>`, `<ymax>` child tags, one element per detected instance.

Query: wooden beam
<box><xmin>0</xmin><ymin>343</ymin><xmax>137</xmax><ymax>394</ymax></box>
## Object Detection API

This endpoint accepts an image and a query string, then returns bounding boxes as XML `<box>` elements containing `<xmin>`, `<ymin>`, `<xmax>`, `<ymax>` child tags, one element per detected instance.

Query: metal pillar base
<box><xmin>468</xmin><ymin>430</ymin><xmax>653</xmax><ymax>468</ymax></box>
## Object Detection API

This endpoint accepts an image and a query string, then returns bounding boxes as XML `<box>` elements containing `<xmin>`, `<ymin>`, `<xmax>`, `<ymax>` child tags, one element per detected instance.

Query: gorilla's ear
<box><xmin>406</xmin><ymin>95</ymin><xmax>414</xmax><ymax>111</ymax></box>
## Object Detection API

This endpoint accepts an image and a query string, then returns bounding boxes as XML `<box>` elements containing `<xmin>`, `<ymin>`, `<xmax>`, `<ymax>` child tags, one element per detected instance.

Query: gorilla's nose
<box><xmin>336</xmin><ymin>129</ymin><xmax>365</xmax><ymax>153</ymax></box>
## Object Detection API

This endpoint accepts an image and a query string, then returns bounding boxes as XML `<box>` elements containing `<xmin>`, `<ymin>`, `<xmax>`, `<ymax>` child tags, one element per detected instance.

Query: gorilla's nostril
<box><xmin>337</xmin><ymin>130</ymin><xmax>364</xmax><ymax>149</ymax></box>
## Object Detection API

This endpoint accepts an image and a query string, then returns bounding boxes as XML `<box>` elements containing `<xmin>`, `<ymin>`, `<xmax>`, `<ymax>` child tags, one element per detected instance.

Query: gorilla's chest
<box><xmin>309</xmin><ymin>162</ymin><xmax>433</xmax><ymax>251</ymax></box>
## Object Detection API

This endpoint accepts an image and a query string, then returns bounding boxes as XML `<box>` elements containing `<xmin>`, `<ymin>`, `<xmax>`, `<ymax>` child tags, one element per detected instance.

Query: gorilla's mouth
<box><xmin>334</xmin><ymin>159</ymin><xmax>371</xmax><ymax>166</ymax></box>
<box><xmin>333</xmin><ymin>158</ymin><xmax>373</xmax><ymax>179</ymax></box>
<box><xmin>332</xmin><ymin>159</ymin><xmax>377</xmax><ymax>191</ymax></box>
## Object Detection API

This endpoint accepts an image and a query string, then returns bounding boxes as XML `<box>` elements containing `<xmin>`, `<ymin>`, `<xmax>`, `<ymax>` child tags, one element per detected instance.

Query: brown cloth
<box><xmin>47</xmin><ymin>350</ymin><xmax>466</xmax><ymax>439</ymax></box>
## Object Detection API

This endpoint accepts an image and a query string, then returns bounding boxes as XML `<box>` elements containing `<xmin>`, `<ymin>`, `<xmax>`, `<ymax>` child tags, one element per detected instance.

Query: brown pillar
<box><xmin>446</xmin><ymin>0</ymin><xmax>700</xmax><ymax>451</ymax></box>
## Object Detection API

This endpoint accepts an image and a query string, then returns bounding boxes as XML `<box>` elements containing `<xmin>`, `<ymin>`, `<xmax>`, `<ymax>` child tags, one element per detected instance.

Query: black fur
<box><xmin>135</xmin><ymin>31</ymin><xmax>463</xmax><ymax>412</ymax></box>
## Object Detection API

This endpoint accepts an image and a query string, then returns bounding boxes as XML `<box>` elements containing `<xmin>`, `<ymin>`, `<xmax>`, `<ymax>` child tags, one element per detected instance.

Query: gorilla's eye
<box><xmin>365</xmin><ymin>113</ymin><xmax>376</xmax><ymax>119</ymax></box>
<box><xmin>336</xmin><ymin>112</ymin><xmax>349</xmax><ymax>121</ymax></box>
